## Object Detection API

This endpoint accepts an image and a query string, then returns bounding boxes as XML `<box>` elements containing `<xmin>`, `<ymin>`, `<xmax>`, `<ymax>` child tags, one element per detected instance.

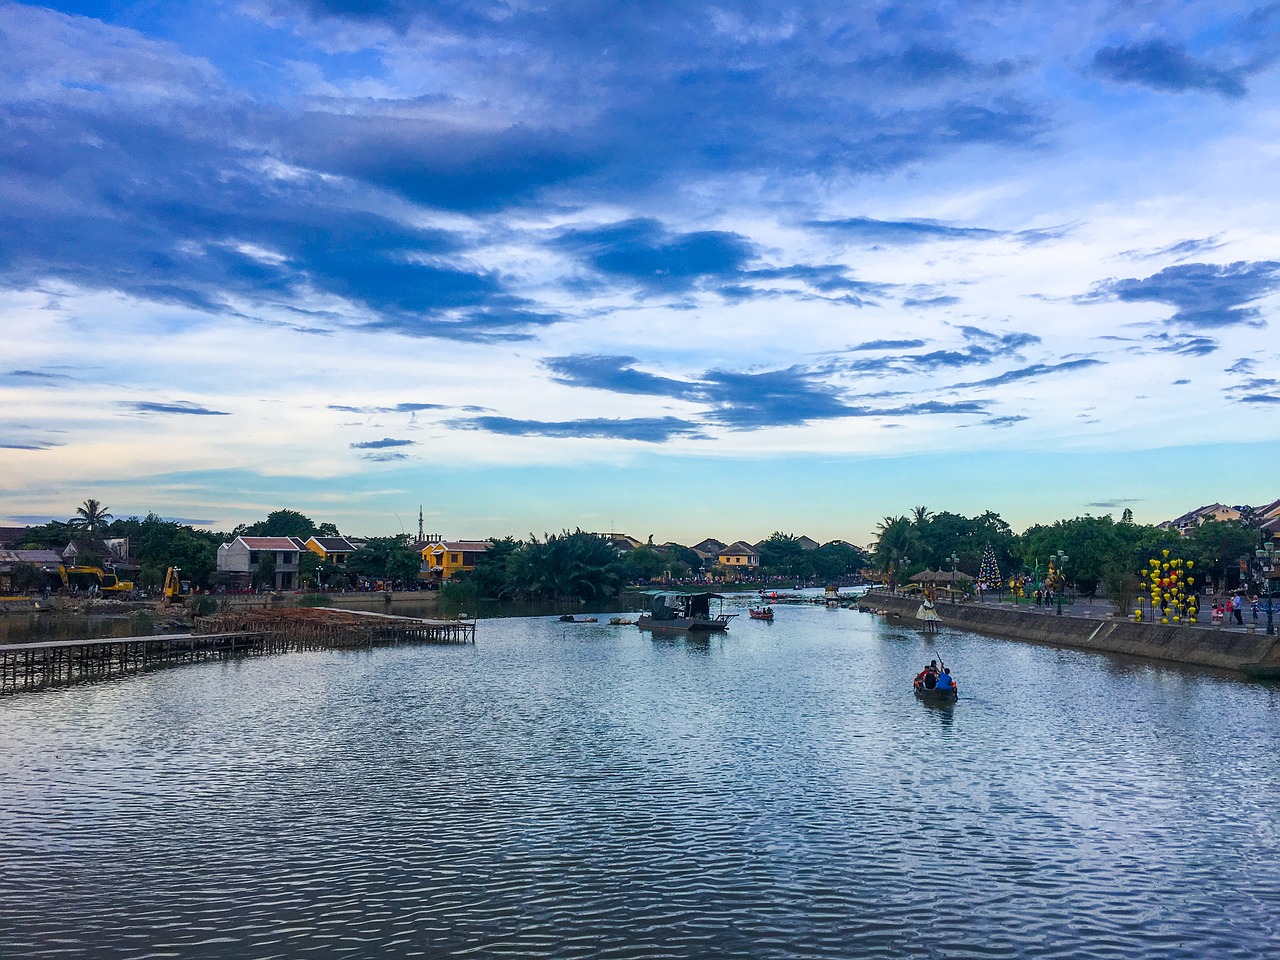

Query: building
<box><xmin>0</xmin><ymin>527</ymin><xmax>29</xmax><ymax>548</ymax></box>
<box><xmin>420</xmin><ymin>539</ymin><xmax>492</xmax><ymax>582</ymax></box>
<box><xmin>304</xmin><ymin>536</ymin><xmax>359</xmax><ymax>567</ymax></box>
<box><xmin>1160</xmin><ymin>503</ymin><xmax>1243</xmax><ymax>535</ymax></box>
<box><xmin>598</xmin><ymin>533</ymin><xmax>644</xmax><ymax>552</ymax></box>
<box><xmin>0</xmin><ymin>549</ymin><xmax>63</xmax><ymax>592</ymax></box>
<box><xmin>717</xmin><ymin>541</ymin><xmax>761</xmax><ymax>573</ymax></box>
<box><xmin>216</xmin><ymin>536</ymin><xmax>306</xmax><ymax>590</ymax></box>
<box><xmin>62</xmin><ymin>538</ymin><xmax>131</xmax><ymax>565</ymax></box>
<box><xmin>1254</xmin><ymin>499</ymin><xmax>1280</xmax><ymax>537</ymax></box>
<box><xmin>690</xmin><ymin>538</ymin><xmax>726</xmax><ymax>562</ymax></box>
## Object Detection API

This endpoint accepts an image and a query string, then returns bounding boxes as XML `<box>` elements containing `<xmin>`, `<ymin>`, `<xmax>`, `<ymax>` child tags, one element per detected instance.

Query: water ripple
<box><xmin>2</xmin><ymin>607</ymin><xmax>1279</xmax><ymax>958</ymax></box>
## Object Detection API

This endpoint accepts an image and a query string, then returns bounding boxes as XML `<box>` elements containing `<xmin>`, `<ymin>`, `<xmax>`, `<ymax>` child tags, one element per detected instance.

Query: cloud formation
<box><xmin>1093</xmin><ymin>39</ymin><xmax>1247</xmax><ymax>99</ymax></box>
<box><xmin>125</xmin><ymin>401</ymin><xmax>231</xmax><ymax>416</ymax></box>
<box><xmin>349</xmin><ymin>438</ymin><xmax>416</xmax><ymax>449</ymax></box>
<box><xmin>1085</xmin><ymin>262</ymin><xmax>1280</xmax><ymax>328</ymax></box>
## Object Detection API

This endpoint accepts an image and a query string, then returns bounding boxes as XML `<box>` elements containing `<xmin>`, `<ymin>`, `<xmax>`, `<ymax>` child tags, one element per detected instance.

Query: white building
<box><xmin>216</xmin><ymin>536</ymin><xmax>306</xmax><ymax>590</ymax></box>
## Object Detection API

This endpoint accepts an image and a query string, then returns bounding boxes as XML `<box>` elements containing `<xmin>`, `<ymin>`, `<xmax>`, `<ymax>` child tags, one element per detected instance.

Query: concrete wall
<box><xmin>858</xmin><ymin>592</ymin><xmax>1280</xmax><ymax>673</ymax></box>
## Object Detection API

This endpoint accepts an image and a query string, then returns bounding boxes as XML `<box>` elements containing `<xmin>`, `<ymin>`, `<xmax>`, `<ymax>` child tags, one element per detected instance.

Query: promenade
<box><xmin>859</xmin><ymin>589</ymin><xmax>1280</xmax><ymax>676</ymax></box>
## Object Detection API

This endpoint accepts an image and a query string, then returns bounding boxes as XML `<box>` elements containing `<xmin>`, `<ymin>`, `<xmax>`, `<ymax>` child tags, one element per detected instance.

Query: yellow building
<box><xmin>420</xmin><ymin>540</ymin><xmax>492</xmax><ymax>581</ymax></box>
<box><xmin>304</xmin><ymin>536</ymin><xmax>359</xmax><ymax>567</ymax></box>
<box><xmin>717</xmin><ymin>541</ymin><xmax>760</xmax><ymax>574</ymax></box>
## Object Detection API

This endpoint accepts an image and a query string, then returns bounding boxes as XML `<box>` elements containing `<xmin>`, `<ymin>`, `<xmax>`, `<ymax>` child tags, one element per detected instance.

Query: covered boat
<box><xmin>637</xmin><ymin>592</ymin><xmax>736</xmax><ymax>632</ymax></box>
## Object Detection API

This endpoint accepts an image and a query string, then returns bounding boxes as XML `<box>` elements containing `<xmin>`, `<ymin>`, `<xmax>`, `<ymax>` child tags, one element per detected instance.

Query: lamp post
<box><xmin>1257</xmin><ymin>542</ymin><xmax>1277</xmax><ymax>637</ymax></box>
<box><xmin>948</xmin><ymin>553</ymin><xmax>959</xmax><ymax>604</ymax></box>
<box><xmin>1054</xmin><ymin>550</ymin><xmax>1069</xmax><ymax>616</ymax></box>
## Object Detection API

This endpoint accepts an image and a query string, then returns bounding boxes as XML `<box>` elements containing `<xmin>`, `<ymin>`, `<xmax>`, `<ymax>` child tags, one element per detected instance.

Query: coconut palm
<box><xmin>873</xmin><ymin>515</ymin><xmax>923</xmax><ymax>588</ymax></box>
<box><xmin>72</xmin><ymin>499</ymin><xmax>113</xmax><ymax>533</ymax></box>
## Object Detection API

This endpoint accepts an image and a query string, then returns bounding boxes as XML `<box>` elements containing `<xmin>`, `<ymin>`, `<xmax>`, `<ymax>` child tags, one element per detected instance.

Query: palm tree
<box><xmin>874</xmin><ymin>515</ymin><xmax>923</xmax><ymax>590</ymax></box>
<box><xmin>72</xmin><ymin>499</ymin><xmax>113</xmax><ymax>533</ymax></box>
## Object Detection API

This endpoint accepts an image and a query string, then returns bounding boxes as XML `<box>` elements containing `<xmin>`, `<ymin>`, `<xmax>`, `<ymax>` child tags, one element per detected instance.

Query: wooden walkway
<box><xmin>0</xmin><ymin>608</ymin><xmax>475</xmax><ymax>695</ymax></box>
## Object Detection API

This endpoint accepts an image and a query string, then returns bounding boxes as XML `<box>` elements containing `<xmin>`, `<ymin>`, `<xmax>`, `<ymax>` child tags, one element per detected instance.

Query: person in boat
<box><xmin>914</xmin><ymin>660</ymin><xmax>939</xmax><ymax>689</ymax></box>
<box><xmin>936</xmin><ymin>667</ymin><xmax>956</xmax><ymax>693</ymax></box>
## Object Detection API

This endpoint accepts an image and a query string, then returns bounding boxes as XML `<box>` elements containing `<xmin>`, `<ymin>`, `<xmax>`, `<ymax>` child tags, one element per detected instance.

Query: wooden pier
<box><xmin>0</xmin><ymin>608</ymin><xmax>475</xmax><ymax>695</ymax></box>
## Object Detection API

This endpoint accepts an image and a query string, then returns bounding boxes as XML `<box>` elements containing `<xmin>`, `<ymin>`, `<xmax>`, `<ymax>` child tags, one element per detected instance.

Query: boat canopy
<box><xmin>649</xmin><ymin>592</ymin><xmax>723</xmax><ymax>621</ymax></box>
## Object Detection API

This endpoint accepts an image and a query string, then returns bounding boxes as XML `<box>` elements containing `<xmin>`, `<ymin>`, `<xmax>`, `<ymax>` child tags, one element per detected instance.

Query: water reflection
<box><xmin>2</xmin><ymin>602</ymin><xmax>1279</xmax><ymax>959</ymax></box>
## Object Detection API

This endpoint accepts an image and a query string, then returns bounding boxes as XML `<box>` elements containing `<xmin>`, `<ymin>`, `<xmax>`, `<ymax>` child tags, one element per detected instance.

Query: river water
<box><xmin>2</xmin><ymin>597</ymin><xmax>1278</xmax><ymax>959</ymax></box>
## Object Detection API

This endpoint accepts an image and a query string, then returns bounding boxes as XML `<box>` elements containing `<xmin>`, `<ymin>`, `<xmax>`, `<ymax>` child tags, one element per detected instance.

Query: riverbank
<box><xmin>858</xmin><ymin>590</ymin><xmax>1280</xmax><ymax>676</ymax></box>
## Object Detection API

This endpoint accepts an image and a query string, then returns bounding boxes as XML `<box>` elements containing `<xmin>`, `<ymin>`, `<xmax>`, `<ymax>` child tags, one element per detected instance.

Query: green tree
<box><xmin>620</xmin><ymin>545</ymin><xmax>673</xmax><ymax>582</ymax></box>
<box><xmin>298</xmin><ymin>549</ymin><xmax>321</xmax><ymax>588</ymax></box>
<box><xmin>348</xmin><ymin>536</ymin><xmax>422</xmax><ymax>587</ymax></box>
<box><xmin>659</xmin><ymin>543</ymin><xmax>704</xmax><ymax>578</ymax></box>
<box><xmin>1100</xmin><ymin>559</ymin><xmax>1143</xmax><ymax>617</ymax></box>
<box><xmin>1020</xmin><ymin>515</ymin><xmax>1123</xmax><ymax>597</ymax></box>
<box><xmin>756</xmin><ymin>533</ymin><xmax>814</xmax><ymax>580</ymax></box>
<box><xmin>16</xmin><ymin>520</ymin><xmax>75</xmax><ymax>550</ymax></box>
<box><xmin>9</xmin><ymin>562</ymin><xmax>47</xmax><ymax>594</ymax></box>
<box><xmin>237</xmin><ymin>509</ymin><xmax>319</xmax><ymax>540</ymax></box>
<box><xmin>810</xmin><ymin>541</ymin><xmax>868</xmax><ymax>582</ymax></box>
<box><xmin>506</xmin><ymin>530</ymin><xmax>624</xmax><ymax>601</ymax></box>
<box><xmin>254</xmin><ymin>552</ymin><xmax>276</xmax><ymax>591</ymax></box>
<box><xmin>71</xmin><ymin>499</ymin><xmax>113</xmax><ymax>532</ymax></box>
<box><xmin>873</xmin><ymin>516</ymin><xmax>921</xmax><ymax>586</ymax></box>
<box><xmin>467</xmin><ymin>536</ymin><xmax>524</xmax><ymax>599</ymax></box>
<box><xmin>1186</xmin><ymin>520</ymin><xmax>1257</xmax><ymax>592</ymax></box>
<box><xmin>111</xmin><ymin>513</ymin><xmax>219</xmax><ymax>590</ymax></box>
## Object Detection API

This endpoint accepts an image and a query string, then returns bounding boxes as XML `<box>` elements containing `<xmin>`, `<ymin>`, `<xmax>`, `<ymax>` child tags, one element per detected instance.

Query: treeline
<box><xmin>14</xmin><ymin>500</ymin><xmax>1271</xmax><ymax>601</ymax></box>
<box><xmin>13</xmin><ymin>507</ymin><xmax>372</xmax><ymax>592</ymax></box>
<box><xmin>872</xmin><ymin>507</ymin><xmax>1268</xmax><ymax>597</ymax></box>
<box><xmin>449</xmin><ymin>531</ymin><xmax>871</xmax><ymax>603</ymax></box>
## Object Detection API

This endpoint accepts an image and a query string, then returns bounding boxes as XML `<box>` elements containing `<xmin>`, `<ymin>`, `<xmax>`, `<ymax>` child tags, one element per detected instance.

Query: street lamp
<box><xmin>948</xmin><ymin>553</ymin><xmax>959</xmax><ymax>604</ymax></box>
<box><xmin>1054</xmin><ymin>550</ymin><xmax>1069</xmax><ymax>616</ymax></box>
<box><xmin>1257</xmin><ymin>541</ymin><xmax>1277</xmax><ymax>637</ymax></box>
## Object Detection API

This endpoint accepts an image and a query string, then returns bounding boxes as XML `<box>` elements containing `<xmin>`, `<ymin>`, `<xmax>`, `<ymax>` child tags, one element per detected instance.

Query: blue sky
<box><xmin>1</xmin><ymin>0</ymin><xmax>1277</xmax><ymax>544</ymax></box>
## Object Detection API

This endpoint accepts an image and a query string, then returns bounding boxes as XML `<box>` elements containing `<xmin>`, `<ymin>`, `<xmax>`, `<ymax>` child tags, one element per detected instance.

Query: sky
<box><xmin>1</xmin><ymin>0</ymin><xmax>1278</xmax><ymax>546</ymax></box>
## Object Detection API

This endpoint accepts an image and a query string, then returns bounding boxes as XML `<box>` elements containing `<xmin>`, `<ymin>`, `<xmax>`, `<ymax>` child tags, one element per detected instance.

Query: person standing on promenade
<box><xmin>1232</xmin><ymin>593</ymin><xmax>1244</xmax><ymax>625</ymax></box>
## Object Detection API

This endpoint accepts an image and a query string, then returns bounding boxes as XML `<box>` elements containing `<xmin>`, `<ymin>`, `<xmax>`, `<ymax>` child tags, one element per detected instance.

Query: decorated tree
<box><xmin>978</xmin><ymin>543</ymin><xmax>1001</xmax><ymax>593</ymax></box>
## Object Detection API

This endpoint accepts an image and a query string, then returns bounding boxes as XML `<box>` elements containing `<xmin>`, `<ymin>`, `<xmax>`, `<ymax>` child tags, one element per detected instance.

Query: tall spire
<box><xmin>418</xmin><ymin>506</ymin><xmax>424</xmax><ymax>543</ymax></box>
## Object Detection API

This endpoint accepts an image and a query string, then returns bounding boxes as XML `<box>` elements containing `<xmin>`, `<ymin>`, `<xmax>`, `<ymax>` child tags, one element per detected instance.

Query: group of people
<box><xmin>1211</xmin><ymin>594</ymin><xmax>1265</xmax><ymax>625</ymax></box>
<box><xmin>913</xmin><ymin>659</ymin><xmax>956</xmax><ymax>692</ymax></box>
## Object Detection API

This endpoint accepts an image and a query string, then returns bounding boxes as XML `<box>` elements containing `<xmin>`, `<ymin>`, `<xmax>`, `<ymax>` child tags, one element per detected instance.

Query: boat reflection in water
<box><xmin>637</xmin><ymin>592</ymin><xmax>736</xmax><ymax>632</ymax></box>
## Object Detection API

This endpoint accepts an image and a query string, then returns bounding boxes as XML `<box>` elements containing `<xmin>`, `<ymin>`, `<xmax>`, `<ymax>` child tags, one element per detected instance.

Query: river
<box><xmin>2</xmin><ymin>596</ymin><xmax>1278</xmax><ymax>959</ymax></box>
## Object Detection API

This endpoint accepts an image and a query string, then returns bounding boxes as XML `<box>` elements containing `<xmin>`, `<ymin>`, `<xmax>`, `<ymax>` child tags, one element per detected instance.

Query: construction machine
<box><xmin>59</xmin><ymin>564</ymin><xmax>135</xmax><ymax>594</ymax></box>
<box><xmin>163</xmin><ymin>567</ymin><xmax>192</xmax><ymax>605</ymax></box>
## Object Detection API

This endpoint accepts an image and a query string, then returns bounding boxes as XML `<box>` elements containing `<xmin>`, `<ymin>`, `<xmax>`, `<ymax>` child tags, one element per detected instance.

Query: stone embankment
<box><xmin>857</xmin><ymin>591</ymin><xmax>1280</xmax><ymax>677</ymax></box>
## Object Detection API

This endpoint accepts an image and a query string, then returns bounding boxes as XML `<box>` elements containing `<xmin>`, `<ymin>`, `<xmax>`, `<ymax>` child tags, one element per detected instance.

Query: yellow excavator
<box><xmin>59</xmin><ymin>564</ymin><xmax>135</xmax><ymax>594</ymax></box>
<box><xmin>163</xmin><ymin>566</ymin><xmax>192</xmax><ymax>605</ymax></box>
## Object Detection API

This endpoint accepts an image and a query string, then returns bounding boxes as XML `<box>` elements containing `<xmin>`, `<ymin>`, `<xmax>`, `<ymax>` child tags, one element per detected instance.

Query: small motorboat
<box><xmin>748</xmin><ymin>606</ymin><xmax>775</xmax><ymax>621</ymax></box>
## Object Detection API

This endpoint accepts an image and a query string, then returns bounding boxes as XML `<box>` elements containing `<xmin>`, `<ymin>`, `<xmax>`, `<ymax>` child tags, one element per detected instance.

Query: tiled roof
<box><xmin>239</xmin><ymin>537</ymin><xmax>304</xmax><ymax>550</ymax></box>
<box><xmin>310</xmin><ymin>537</ymin><xmax>356</xmax><ymax>552</ymax></box>
<box><xmin>720</xmin><ymin>541</ymin><xmax>760</xmax><ymax>556</ymax></box>
<box><xmin>431</xmin><ymin>541</ymin><xmax>492</xmax><ymax>552</ymax></box>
